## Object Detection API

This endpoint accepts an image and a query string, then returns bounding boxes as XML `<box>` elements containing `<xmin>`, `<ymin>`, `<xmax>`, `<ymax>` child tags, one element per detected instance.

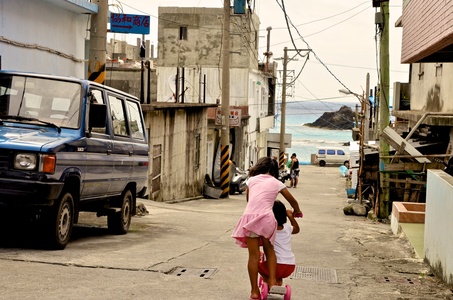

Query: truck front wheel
<box><xmin>44</xmin><ymin>191</ymin><xmax>74</xmax><ymax>250</ymax></box>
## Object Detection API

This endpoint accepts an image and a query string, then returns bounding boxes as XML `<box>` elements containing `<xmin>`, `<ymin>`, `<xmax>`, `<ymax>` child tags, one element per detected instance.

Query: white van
<box><xmin>314</xmin><ymin>147</ymin><xmax>349</xmax><ymax>166</ymax></box>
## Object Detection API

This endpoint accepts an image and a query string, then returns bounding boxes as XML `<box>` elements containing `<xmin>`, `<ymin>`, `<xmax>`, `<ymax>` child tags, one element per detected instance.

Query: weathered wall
<box><xmin>157</xmin><ymin>7</ymin><xmax>259</xmax><ymax>70</ymax></box>
<box><xmin>0</xmin><ymin>0</ymin><xmax>90</xmax><ymax>77</ymax></box>
<box><xmin>105</xmin><ymin>67</ymin><xmax>157</xmax><ymax>102</ymax></box>
<box><xmin>425</xmin><ymin>169</ymin><xmax>453</xmax><ymax>286</ymax></box>
<box><xmin>145</xmin><ymin>108</ymin><xmax>208</xmax><ymax>202</ymax></box>
<box><xmin>402</xmin><ymin>1</ymin><xmax>453</xmax><ymax>63</ymax></box>
<box><xmin>409</xmin><ymin>63</ymin><xmax>453</xmax><ymax>112</ymax></box>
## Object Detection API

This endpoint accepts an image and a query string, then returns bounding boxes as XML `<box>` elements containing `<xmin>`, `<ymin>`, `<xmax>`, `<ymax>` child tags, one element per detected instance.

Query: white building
<box><xmin>157</xmin><ymin>7</ymin><xmax>276</xmax><ymax>178</ymax></box>
<box><xmin>0</xmin><ymin>0</ymin><xmax>96</xmax><ymax>78</ymax></box>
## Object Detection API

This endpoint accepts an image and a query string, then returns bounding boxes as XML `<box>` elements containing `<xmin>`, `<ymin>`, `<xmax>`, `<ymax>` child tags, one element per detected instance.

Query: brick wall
<box><xmin>402</xmin><ymin>0</ymin><xmax>453</xmax><ymax>63</ymax></box>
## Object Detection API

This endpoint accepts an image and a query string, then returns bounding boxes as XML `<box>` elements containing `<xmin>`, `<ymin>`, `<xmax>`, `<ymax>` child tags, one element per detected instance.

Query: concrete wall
<box><xmin>409</xmin><ymin>63</ymin><xmax>453</xmax><ymax>112</ymax></box>
<box><xmin>145</xmin><ymin>108</ymin><xmax>208</xmax><ymax>202</ymax></box>
<box><xmin>0</xmin><ymin>0</ymin><xmax>90</xmax><ymax>78</ymax></box>
<box><xmin>157</xmin><ymin>7</ymin><xmax>259</xmax><ymax>70</ymax></box>
<box><xmin>425</xmin><ymin>169</ymin><xmax>453</xmax><ymax>286</ymax></box>
<box><xmin>402</xmin><ymin>0</ymin><xmax>453</xmax><ymax>63</ymax></box>
<box><xmin>105</xmin><ymin>67</ymin><xmax>157</xmax><ymax>102</ymax></box>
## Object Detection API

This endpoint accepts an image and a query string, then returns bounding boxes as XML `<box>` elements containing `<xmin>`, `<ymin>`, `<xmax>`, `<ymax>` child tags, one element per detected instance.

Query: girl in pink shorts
<box><xmin>231</xmin><ymin>157</ymin><xmax>302</xmax><ymax>300</ymax></box>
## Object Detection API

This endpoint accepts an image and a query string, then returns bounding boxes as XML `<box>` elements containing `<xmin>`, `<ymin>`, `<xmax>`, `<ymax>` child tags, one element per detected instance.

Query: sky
<box><xmin>109</xmin><ymin>0</ymin><xmax>409</xmax><ymax>105</ymax></box>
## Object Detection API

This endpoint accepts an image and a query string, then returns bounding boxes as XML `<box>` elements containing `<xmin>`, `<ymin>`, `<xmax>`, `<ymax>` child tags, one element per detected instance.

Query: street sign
<box><xmin>110</xmin><ymin>13</ymin><xmax>150</xmax><ymax>34</ymax></box>
<box><xmin>215</xmin><ymin>108</ymin><xmax>242</xmax><ymax>127</ymax></box>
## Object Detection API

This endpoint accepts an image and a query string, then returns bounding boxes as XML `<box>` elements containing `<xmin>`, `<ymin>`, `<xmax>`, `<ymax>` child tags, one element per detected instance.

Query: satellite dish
<box><xmin>168</xmin><ymin>75</ymin><xmax>176</xmax><ymax>94</ymax></box>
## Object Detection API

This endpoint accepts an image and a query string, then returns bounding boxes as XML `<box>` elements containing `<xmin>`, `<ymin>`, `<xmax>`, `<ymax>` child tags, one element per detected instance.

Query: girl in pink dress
<box><xmin>232</xmin><ymin>157</ymin><xmax>302</xmax><ymax>300</ymax></box>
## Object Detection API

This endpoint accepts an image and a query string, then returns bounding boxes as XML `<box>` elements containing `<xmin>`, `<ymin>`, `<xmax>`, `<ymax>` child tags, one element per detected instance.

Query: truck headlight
<box><xmin>14</xmin><ymin>153</ymin><xmax>37</xmax><ymax>170</ymax></box>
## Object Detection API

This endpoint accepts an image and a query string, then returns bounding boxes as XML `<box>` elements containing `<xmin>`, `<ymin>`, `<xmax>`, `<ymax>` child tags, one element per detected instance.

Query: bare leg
<box><xmin>262</xmin><ymin>238</ymin><xmax>277</xmax><ymax>289</ymax></box>
<box><xmin>246</xmin><ymin>237</ymin><xmax>261</xmax><ymax>299</ymax></box>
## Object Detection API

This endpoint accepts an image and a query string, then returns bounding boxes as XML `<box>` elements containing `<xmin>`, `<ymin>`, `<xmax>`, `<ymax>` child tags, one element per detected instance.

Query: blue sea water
<box><xmin>270</xmin><ymin>100</ymin><xmax>357</xmax><ymax>164</ymax></box>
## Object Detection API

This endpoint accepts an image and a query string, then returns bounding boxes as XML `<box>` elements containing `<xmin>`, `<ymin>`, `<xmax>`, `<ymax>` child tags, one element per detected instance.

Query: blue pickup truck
<box><xmin>0</xmin><ymin>71</ymin><xmax>149</xmax><ymax>249</ymax></box>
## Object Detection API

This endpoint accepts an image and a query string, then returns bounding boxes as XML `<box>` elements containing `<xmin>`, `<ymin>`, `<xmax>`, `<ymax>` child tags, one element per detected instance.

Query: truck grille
<box><xmin>0</xmin><ymin>149</ymin><xmax>11</xmax><ymax>171</ymax></box>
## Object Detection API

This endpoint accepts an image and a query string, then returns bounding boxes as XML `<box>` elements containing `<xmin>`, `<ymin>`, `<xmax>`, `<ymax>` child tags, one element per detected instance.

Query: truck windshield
<box><xmin>0</xmin><ymin>74</ymin><xmax>82</xmax><ymax>129</ymax></box>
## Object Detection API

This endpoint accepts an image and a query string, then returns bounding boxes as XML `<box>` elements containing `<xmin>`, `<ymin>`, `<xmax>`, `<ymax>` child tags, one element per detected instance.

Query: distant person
<box><xmin>289</xmin><ymin>153</ymin><xmax>300</xmax><ymax>188</ymax></box>
<box><xmin>231</xmin><ymin>157</ymin><xmax>302</xmax><ymax>300</ymax></box>
<box><xmin>259</xmin><ymin>200</ymin><xmax>300</xmax><ymax>286</ymax></box>
<box><xmin>339</xmin><ymin>161</ymin><xmax>349</xmax><ymax>177</ymax></box>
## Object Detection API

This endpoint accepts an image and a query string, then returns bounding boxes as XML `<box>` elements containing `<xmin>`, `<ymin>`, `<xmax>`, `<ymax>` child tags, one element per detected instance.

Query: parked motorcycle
<box><xmin>230</xmin><ymin>164</ymin><xmax>248</xmax><ymax>195</ymax></box>
<box><xmin>278</xmin><ymin>168</ymin><xmax>291</xmax><ymax>184</ymax></box>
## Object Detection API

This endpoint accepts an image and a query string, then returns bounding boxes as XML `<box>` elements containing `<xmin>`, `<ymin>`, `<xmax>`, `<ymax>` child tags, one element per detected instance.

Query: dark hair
<box><xmin>291</xmin><ymin>153</ymin><xmax>296</xmax><ymax>157</ymax></box>
<box><xmin>273</xmin><ymin>200</ymin><xmax>287</xmax><ymax>226</ymax></box>
<box><xmin>249</xmin><ymin>157</ymin><xmax>279</xmax><ymax>179</ymax></box>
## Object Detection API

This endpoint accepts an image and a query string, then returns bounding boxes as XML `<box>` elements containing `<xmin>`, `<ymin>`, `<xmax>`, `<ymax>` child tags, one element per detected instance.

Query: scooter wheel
<box><xmin>284</xmin><ymin>284</ymin><xmax>291</xmax><ymax>300</ymax></box>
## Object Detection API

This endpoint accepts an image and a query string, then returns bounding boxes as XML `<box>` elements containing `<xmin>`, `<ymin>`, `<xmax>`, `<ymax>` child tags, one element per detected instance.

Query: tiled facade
<box><xmin>402</xmin><ymin>0</ymin><xmax>453</xmax><ymax>63</ymax></box>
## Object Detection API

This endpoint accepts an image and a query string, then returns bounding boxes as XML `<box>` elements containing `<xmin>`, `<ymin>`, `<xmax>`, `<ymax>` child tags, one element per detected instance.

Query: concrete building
<box><xmin>157</xmin><ymin>7</ymin><xmax>276</xmax><ymax>182</ymax></box>
<box><xmin>0</xmin><ymin>0</ymin><xmax>97</xmax><ymax>77</ymax></box>
<box><xmin>394</xmin><ymin>0</ymin><xmax>453</xmax><ymax>287</ymax></box>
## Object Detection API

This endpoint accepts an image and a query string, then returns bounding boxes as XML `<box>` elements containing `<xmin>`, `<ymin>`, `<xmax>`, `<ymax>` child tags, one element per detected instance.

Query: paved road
<box><xmin>0</xmin><ymin>166</ymin><xmax>451</xmax><ymax>299</ymax></box>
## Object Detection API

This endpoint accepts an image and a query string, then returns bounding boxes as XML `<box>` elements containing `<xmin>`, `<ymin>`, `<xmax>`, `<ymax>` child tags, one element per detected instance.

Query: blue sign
<box><xmin>234</xmin><ymin>0</ymin><xmax>246</xmax><ymax>14</ymax></box>
<box><xmin>110</xmin><ymin>13</ymin><xmax>150</xmax><ymax>34</ymax></box>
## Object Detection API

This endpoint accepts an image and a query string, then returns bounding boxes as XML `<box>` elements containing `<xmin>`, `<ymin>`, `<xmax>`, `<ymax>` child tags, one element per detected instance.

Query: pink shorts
<box><xmin>258</xmin><ymin>261</ymin><xmax>295</xmax><ymax>279</ymax></box>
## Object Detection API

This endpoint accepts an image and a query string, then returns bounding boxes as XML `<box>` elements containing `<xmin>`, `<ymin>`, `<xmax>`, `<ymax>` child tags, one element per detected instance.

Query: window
<box><xmin>327</xmin><ymin>149</ymin><xmax>335</xmax><ymax>155</ymax></box>
<box><xmin>337</xmin><ymin>150</ymin><xmax>345</xmax><ymax>155</ymax></box>
<box><xmin>152</xmin><ymin>144</ymin><xmax>162</xmax><ymax>192</ymax></box>
<box><xmin>108</xmin><ymin>95</ymin><xmax>128</xmax><ymax>136</ymax></box>
<box><xmin>418</xmin><ymin>63</ymin><xmax>424</xmax><ymax>80</ymax></box>
<box><xmin>90</xmin><ymin>89</ymin><xmax>107</xmax><ymax>134</ymax></box>
<box><xmin>179</xmin><ymin>26</ymin><xmax>188</xmax><ymax>40</ymax></box>
<box><xmin>435</xmin><ymin>63</ymin><xmax>443</xmax><ymax>77</ymax></box>
<box><xmin>318</xmin><ymin>149</ymin><xmax>325</xmax><ymax>155</ymax></box>
<box><xmin>126</xmin><ymin>100</ymin><xmax>145</xmax><ymax>140</ymax></box>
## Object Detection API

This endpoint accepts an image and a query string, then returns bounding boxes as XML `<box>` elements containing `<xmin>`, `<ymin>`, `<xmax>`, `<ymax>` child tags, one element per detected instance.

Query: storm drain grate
<box><xmin>169</xmin><ymin>267</ymin><xmax>218</xmax><ymax>279</ymax></box>
<box><xmin>381</xmin><ymin>276</ymin><xmax>418</xmax><ymax>284</ymax></box>
<box><xmin>290</xmin><ymin>266</ymin><xmax>338</xmax><ymax>283</ymax></box>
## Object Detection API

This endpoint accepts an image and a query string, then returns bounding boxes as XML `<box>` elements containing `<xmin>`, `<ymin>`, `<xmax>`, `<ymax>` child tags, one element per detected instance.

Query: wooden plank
<box><xmin>381</xmin><ymin>127</ymin><xmax>431</xmax><ymax>163</ymax></box>
<box><xmin>383</xmin><ymin>162</ymin><xmax>444</xmax><ymax>172</ymax></box>
<box><xmin>382</xmin><ymin>178</ymin><xmax>426</xmax><ymax>185</ymax></box>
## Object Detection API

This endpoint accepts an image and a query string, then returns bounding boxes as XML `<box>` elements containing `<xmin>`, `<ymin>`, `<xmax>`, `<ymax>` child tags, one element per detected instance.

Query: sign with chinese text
<box><xmin>110</xmin><ymin>13</ymin><xmax>150</xmax><ymax>34</ymax></box>
<box><xmin>215</xmin><ymin>108</ymin><xmax>242</xmax><ymax>127</ymax></box>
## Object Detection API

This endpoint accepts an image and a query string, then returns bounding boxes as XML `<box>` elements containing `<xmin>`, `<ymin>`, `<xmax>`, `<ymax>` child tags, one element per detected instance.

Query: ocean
<box><xmin>270</xmin><ymin>100</ymin><xmax>358</xmax><ymax>164</ymax></box>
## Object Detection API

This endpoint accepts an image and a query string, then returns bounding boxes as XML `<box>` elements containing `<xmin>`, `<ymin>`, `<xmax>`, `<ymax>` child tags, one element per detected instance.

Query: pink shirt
<box><xmin>231</xmin><ymin>174</ymin><xmax>286</xmax><ymax>247</ymax></box>
<box><xmin>244</xmin><ymin>174</ymin><xmax>286</xmax><ymax>215</ymax></box>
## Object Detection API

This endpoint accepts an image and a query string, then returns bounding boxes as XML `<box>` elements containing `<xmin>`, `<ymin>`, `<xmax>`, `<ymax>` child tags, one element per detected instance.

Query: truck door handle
<box><xmin>107</xmin><ymin>150</ymin><xmax>112</xmax><ymax>155</ymax></box>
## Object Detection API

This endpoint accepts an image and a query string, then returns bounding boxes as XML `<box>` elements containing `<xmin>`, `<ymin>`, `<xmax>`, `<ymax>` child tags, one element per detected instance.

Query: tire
<box><xmin>319</xmin><ymin>160</ymin><xmax>326</xmax><ymax>167</ymax></box>
<box><xmin>229</xmin><ymin>185</ymin><xmax>236</xmax><ymax>195</ymax></box>
<box><xmin>45</xmin><ymin>191</ymin><xmax>74</xmax><ymax>250</ymax></box>
<box><xmin>108</xmin><ymin>189</ymin><xmax>132</xmax><ymax>235</ymax></box>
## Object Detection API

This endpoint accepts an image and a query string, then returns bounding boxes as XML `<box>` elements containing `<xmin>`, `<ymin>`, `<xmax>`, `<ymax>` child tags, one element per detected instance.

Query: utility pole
<box><xmin>379</xmin><ymin>1</ymin><xmax>390</xmax><ymax>218</ymax></box>
<box><xmin>364</xmin><ymin>73</ymin><xmax>370</xmax><ymax>142</ymax></box>
<box><xmin>279</xmin><ymin>48</ymin><xmax>310</xmax><ymax>168</ymax></box>
<box><xmin>88</xmin><ymin>0</ymin><xmax>108</xmax><ymax>83</ymax></box>
<box><xmin>219</xmin><ymin>0</ymin><xmax>231</xmax><ymax>198</ymax></box>
<box><xmin>264</xmin><ymin>27</ymin><xmax>272</xmax><ymax>73</ymax></box>
<box><xmin>279</xmin><ymin>47</ymin><xmax>288</xmax><ymax>169</ymax></box>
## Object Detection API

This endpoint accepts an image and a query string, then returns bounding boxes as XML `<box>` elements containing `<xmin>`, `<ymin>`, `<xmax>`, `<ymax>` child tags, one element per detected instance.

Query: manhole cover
<box><xmin>169</xmin><ymin>267</ymin><xmax>218</xmax><ymax>279</ymax></box>
<box><xmin>290</xmin><ymin>266</ymin><xmax>338</xmax><ymax>283</ymax></box>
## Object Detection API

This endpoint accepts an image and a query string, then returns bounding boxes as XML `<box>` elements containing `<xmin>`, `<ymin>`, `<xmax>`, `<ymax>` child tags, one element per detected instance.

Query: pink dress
<box><xmin>232</xmin><ymin>174</ymin><xmax>286</xmax><ymax>247</ymax></box>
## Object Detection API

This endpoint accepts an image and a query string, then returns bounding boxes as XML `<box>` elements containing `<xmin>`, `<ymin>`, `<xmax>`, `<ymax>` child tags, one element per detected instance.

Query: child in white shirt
<box><xmin>258</xmin><ymin>200</ymin><xmax>300</xmax><ymax>286</ymax></box>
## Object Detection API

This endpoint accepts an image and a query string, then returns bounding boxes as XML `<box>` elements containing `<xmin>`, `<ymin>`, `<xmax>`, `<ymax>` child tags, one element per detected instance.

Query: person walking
<box><xmin>289</xmin><ymin>153</ymin><xmax>300</xmax><ymax>188</ymax></box>
<box><xmin>231</xmin><ymin>157</ymin><xmax>302</xmax><ymax>300</ymax></box>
